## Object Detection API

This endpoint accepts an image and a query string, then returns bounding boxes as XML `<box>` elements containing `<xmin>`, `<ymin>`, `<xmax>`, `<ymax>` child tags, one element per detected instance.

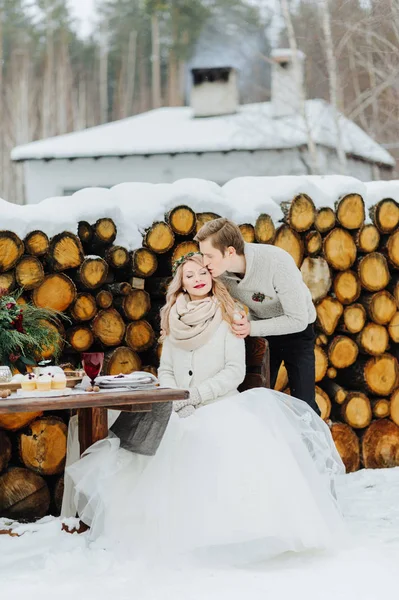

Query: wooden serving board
<box><xmin>0</xmin><ymin>376</ymin><xmax>82</xmax><ymax>392</ymax></box>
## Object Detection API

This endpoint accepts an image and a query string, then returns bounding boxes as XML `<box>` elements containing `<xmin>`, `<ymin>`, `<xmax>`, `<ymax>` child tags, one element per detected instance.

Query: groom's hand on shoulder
<box><xmin>232</xmin><ymin>312</ymin><xmax>251</xmax><ymax>338</ymax></box>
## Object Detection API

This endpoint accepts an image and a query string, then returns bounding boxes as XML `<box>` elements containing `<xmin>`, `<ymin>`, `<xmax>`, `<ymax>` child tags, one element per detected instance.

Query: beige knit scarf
<box><xmin>168</xmin><ymin>293</ymin><xmax>223</xmax><ymax>351</ymax></box>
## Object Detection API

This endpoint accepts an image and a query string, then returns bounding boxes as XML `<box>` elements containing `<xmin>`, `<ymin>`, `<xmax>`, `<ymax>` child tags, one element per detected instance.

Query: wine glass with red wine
<box><xmin>82</xmin><ymin>352</ymin><xmax>104</xmax><ymax>387</ymax></box>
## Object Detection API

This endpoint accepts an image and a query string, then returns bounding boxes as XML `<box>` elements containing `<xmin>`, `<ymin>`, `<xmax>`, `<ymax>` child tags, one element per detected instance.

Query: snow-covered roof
<box><xmin>11</xmin><ymin>99</ymin><xmax>395</xmax><ymax>167</ymax></box>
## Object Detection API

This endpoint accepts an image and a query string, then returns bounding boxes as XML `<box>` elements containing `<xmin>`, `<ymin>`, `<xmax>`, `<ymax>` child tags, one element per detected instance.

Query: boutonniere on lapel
<box><xmin>252</xmin><ymin>292</ymin><xmax>266</xmax><ymax>303</ymax></box>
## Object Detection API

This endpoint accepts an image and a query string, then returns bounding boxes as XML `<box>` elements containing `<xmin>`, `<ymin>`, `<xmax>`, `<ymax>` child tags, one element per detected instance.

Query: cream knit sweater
<box><xmin>220</xmin><ymin>243</ymin><xmax>316</xmax><ymax>337</ymax></box>
<box><xmin>158</xmin><ymin>320</ymin><xmax>246</xmax><ymax>406</ymax></box>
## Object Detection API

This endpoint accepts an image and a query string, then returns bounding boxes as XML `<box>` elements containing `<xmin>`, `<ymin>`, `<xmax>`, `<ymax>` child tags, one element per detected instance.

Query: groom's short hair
<box><xmin>195</xmin><ymin>218</ymin><xmax>245</xmax><ymax>255</ymax></box>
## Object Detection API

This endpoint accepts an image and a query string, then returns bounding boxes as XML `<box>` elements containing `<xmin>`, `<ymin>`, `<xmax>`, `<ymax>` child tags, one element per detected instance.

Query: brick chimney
<box><xmin>190</xmin><ymin>67</ymin><xmax>239</xmax><ymax>118</ymax></box>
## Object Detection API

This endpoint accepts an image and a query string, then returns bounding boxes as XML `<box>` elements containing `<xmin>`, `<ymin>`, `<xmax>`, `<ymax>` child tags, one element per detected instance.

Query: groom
<box><xmin>195</xmin><ymin>218</ymin><xmax>319</xmax><ymax>414</ymax></box>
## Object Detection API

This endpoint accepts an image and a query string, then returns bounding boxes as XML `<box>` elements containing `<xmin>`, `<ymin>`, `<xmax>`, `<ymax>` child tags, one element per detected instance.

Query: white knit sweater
<box><xmin>158</xmin><ymin>320</ymin><xmax>246</xmax><ymax>405</ymax></box>
<box><xmin>220</xmin><ymin>243</ymin><xmax>316</xmax><ymax>337</ymax></box>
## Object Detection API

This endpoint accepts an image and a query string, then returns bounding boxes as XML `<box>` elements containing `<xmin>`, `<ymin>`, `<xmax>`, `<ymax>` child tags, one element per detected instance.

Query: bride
<box><xmin>67</xmin><ymin>252</ymin><xmax>346</xmax><ymax>564</ymax></box>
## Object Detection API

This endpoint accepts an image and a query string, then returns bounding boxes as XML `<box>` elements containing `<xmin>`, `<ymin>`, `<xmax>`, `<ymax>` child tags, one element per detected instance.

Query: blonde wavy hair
<box><xmin>160</xmin><ymin>253</ymin><xmax>236</xmax><ymax>337</ymax></box>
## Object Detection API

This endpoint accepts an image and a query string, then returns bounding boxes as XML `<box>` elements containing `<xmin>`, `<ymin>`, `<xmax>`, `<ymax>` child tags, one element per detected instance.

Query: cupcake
<box><xmin>36</xmin><ymin>374</ymin><xmax>52</xmax><ymax>392</ymax></box>
<box><xmin>52</xmin><ymin>372</ymin><xmax>66</xmax><ymax>390</ymax></box>
<box><xmin>21</xmin><ymin>373</ymin><xmax>37</xmax><ymax>391</ymax></box>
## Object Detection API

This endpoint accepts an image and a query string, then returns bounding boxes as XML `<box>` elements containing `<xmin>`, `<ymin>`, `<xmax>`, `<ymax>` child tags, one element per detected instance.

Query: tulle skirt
<box><xmin>67</xmin><ymin>389</ymin><xmax>346</xmax><ymax>565</ymax></box>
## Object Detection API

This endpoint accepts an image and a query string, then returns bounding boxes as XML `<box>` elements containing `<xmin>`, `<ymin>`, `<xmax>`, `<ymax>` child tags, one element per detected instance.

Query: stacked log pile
<box><xmin>2</xmin><ymin>192</ymin><xmax>399</xmax><ymax>521</ymax></box>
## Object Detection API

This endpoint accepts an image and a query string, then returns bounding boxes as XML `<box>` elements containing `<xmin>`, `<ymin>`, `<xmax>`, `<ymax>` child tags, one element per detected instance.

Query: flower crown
<box><xmin>172</xmin><ymin>251</ymin><xmax>202</xmax><ymax>275</ymax></box>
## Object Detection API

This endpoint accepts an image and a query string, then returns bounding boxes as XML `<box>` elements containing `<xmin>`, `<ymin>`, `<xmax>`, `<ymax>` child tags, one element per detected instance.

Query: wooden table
<box><xmin>0</xmin><ymin>388</ymin><xmax>189</xmax><ymax>454</ymax></box>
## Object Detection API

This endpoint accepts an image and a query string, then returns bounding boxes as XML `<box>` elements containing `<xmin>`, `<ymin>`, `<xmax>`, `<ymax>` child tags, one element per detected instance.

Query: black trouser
<box><xmin>267</xmin><ymin>322</ymin><xmax>318</xmax><ymax>414</ymax></box>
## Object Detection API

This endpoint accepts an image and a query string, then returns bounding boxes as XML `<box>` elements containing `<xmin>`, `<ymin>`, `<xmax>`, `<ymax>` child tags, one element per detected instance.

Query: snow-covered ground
<box><xmin>1</xmin><ymin>467</ymin><xmax>399</xmax><ymax>600</ymax></box>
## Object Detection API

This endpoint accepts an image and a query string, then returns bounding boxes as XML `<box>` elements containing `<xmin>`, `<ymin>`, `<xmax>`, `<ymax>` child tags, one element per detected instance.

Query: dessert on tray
<box><xmin>20</xmin><ymin>373</ymin><xmax>37</xmax><ymax>391</ymax></box>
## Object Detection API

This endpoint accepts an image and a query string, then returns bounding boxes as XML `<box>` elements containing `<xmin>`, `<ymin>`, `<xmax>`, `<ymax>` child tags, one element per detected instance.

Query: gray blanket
<box><xmin>110</xmin><ymin>401</ymin><xmax>172</xmax><ymax>456</ymax></box>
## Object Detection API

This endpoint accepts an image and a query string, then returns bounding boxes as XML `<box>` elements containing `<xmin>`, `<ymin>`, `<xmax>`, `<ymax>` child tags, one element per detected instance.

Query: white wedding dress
<box><xmin>67</xmin><ymin>388</ymin><xmax>346</xmax><ymax>565</ymax></box>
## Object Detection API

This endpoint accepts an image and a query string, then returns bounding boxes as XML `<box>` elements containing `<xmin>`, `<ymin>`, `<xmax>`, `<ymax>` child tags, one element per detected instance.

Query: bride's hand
<box><xmin>232</xmin><ymin>311</ymin><xmax>251</xmax><ymax>338</ymax></box>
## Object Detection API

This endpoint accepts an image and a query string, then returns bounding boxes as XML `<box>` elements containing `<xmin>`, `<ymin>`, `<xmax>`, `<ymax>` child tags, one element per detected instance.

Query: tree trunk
<box><xmin>335</xmin><ymin>194</ymin><xmax>365</xmax><ymax>229</ymax></box>
<box><xmin>15</xmin><ymin>256</ymin><xmax>44</xmax><ymax>290</ymax></box>
<box><xmin>330</xmin><ymin>422</ymin><xmax>360</xmax><ymax>472</ymax></box>
<box><xmin>92</xmin><ymin>309</ymin><xmax>126</xmax><ymax>346</ymax></box>
<box><xmin>384</xmin><ymin>229</ymin><xmax>399</xmax><ymax>268</ymax></box>
<box><xmin>0</xmin><ymin>412</ymin><xmax>43</xmax><ymax>432</ymax></box>
<box><xmin>315</xmin><ymin>385</ymin><xmax>331</xmax><ymax>420</ymax></box>
<box><xmin>370</xmin><ymin>198</ymin><xmax>399</xmax><ymax>233</ymax></box>
<box><xmin>315</xmin><ymin>207</ymin><xmax>336</xmax><ymax>233</ymax></box>
<box><xmin>24</xmin><ymin>231</ymin><xmax>50</xmax><ymax>257</ymax></box>
<box><xmin>18</xmin><ymin>417</ymin><xmax>68</xmax><ymax>476</ymax></box>
<box><xmin>390</xmin><ymin>388</ymin><xmax>399</xmax><ymax>427</ymax></box>
<box><xmin>333</xmin><ymin>270</ymin><xmax>360</xmax><ymax>304</ymax></box>
<box><xmin>132</xmin><ymin>248</ymin><xmax>158</xmax><ymax>278</ymax></box>
<box><xmin>125</xmin><ymin>320</ymin><xmax>155</xmax><ymax>352</ymax></box>
<box><xmin>195</xmin><ymin>212</ymin><xmax>221</xmax><ymax>234</ymax></box>
<box><xmin>67</xmin><ymin>326</ymin><xmax>94</xmax><ymax>352</ymax></box>
<box><xmin>103</xmin><ymin>346</ymin><xmax>142</xmax><ymax>376</ymax></box>
<box><xmin>166</xmin><ymin>206</ymin><xmax>196</xmax><ymax>236</ymax></box>
<box><xmin>321</xmin><ymin>380</ymin><xmax>347</xmax><ymax>404</ymax></box>
<box><xmin>362</xmin><ymin>419</ymin><xmax>399</xmax><ymax>468</ymax></box>
<box><xmin>314</xmin><ymin>345</ymin><xmax>328</xmax><ymax>382</ymax></box>
<box><xmin>340</xmin><ymin>354</ymin><xmax>398</xmax><ymax>396</ymax></box>
<box><xmin>78</xmin><ymin>257</ymin><xmax>109</xmax><ymax>290</ymax></box>
<box><xmin>305</xmin><ymin>230</ymin><xmax>322</xmax><ymax>256</ymax></box>
<box><xmin>70</xmin><ymin>293</ymin><xmax>97</xmax><ymax>322</ymax></box>
<box><xmin>239</xmin><ymin>224</ymin><xmax>255</xmax><ymax>243</ymax></box>
<box><xmin>0</xmin><ymin>467</ymin><xmax>50</xmax><ymax>521</ymax></box>
<box><xmin>171</xmin><ymin>241</ymin><xmax>199</xmax><ymax>265</ymax></box>
<box><xmin>0</xmin><ymin>272</ymin><xmax>15</xmax><ymax>293</ymax></box>
<box><xmin>341</xmin><ymin>392</ymin><xmax>372</xmax><ymax>429</ymax></box>
<box><xmin>356</xmin><ymin>322</ymin><xmax>389</xmax><ymax>356</ymax></box>
<box><xmin>371</xmin><ymin>399</ymin><xmax>390</xmax><ymax>419</ymax></box>
<box><xmin>0</xmin><ymin>430</ymin><xmax>12</xmax><ymax>474</ymax></box>
<box><xmin>105</xmin><ymin>246</ymin><xmax>130</xmax><ymax>270</ymax></box>
<box><xmin>274</xmin><ymin>225</ymin><xmax>304</xmax><ymax>267</ymax></box>
<box><xmin>355</xmin><ymin>224</ymin><xmax>380</xmax><ymax>253</ymax></box>
<box><xmin>360</xmin><ymin>291</ymin><xmax>397</xmax><ymax>325</ymax></box>
<box><xmin>316</xmin><ymin>296</ymin><xmax>343</xmax><ymax>335</ymax></box>
<box><xmin>358</xmin><ymin>253</ymin><xmax>390</xmax><ymax>292</ymax></box>
<box><xmin>144</xmin><ymin>222</ymin><xmax>175</xmax><ymax>254</ymax></box>
<box><xmin>388</xmin><ymin>312</ymin><xmax>399</xmax><ymax>343</ymax></box>
<box><xmin>281</xmin><ymin>194</ymin><xmax>316</xmax><ymax>232</ymax></box>
<box><xmin>341</xmin><ymin>303</ymin><xmax>366</xmax><ymax>334</ymax></box>
<box><xmin>254</xmin><ymin>214</ymin><xmax>276</xmax><ymax>244</ymax></box>
<box><xmin>96</xmin><ymin>290</ymin><xmax>113</xmax><ymax>309</ymax></box>
<box><xmin>93</xmin><ymin>218</ymin><xmax>117</xmax><ymax>245</ymax></box>
<box><xmin>48</xmin><ymin>232</ymin><xmax>84</xmax><ymax>271</ymax></box>
<box><xmin>300</xmin><ymin>257</ymin><xmax>332</xmax><ymax>303</ymax></box>
<box><xmin>0</xmin><ymin>231</ymin><xmax>24</xmax><ymax>272</ymax></box>
<box><xmin>32</xmin><ymin>274</ymin><xmax>77</xmax><ymax>312</ymax></box>
<box><xmin>323</xmin><ymin>228</ymin><xmax>357</xmax><ymax>271</ymax></box>
<box><xmin>117</xmin><ymin>289</ymin><xmax>151</xmax><ymax>321</ymax></box>
<box><xmin>151</xmin><ymin>12</ymin><xmax>162</xmax><ymax>109</ymax></box>
<box><xmin>328</xmin><ymin>335</ymin><xmax>358</xmax><ymax>369</ymax></box>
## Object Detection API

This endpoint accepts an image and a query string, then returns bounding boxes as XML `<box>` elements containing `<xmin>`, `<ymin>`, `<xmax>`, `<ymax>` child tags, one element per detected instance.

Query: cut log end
<box><xmin>328</xmin><ymin>336</ymin><xmax>358</xmax><ymax>369</ymax></box>
<box><xmin>19</xmin><ymin>417</ymin><xmax>68</xmax><ymax>476</ymax></box>
<box><xmin>315</xmin><ymin>386</ymin><xmax>331</xmax><ymax>420</ymax></box>
<box><xmin>239</xmin><ymin>224</ymin><xmax>255</xmax><ymax>243</ymax></box>
<box><xmin>24</xmin><ymin>231</ymin><xmax>50</xmax><ymax>257</ymax></box>
<box><xmin>314</xmin><ymin>346</ymin><xmax>328</xmax><ymax>382</ymax></box>
<box><xmin>330</xmin><ymin>423</ymin><xmax>360</xmax><ymax>472</ymax></box>
<box><xmin>323</xmin><ymin>228</ymin><xmax>357</xmax><ymax>271</ymax></box>
<box><xmin>342</xmin><ymin>304</ymin><xmax>366</xmax><ymax>334</ymax></box>
<box><xmin>341</xmin><ymin>392</ymin><xmax>372</xmax><ymax>429</ymax></box>
<box><xmin>333</xmin><ymin>270</ymin><xmax>360</xmax><ymax>305</ymax></box>
<box><xmin>49</xmin><ymin>232</ymin><xmax>84</xmax><ymax>271</ymax></box>
<box><xmin>103</xmin><ymin>346</ymin><xmax>142</xmax><ymax>376</ymax></box>
<box><xmin>371</xmin><ymin>198</ymin><xmax>399</xmax><ymax>233</ymax></box>
<box><xmin>93</xmin><ymin>218</ymin><xmax>117</xmax><ymax>245</ymax></box>
<box><xmin>32</xmin><ymin>274</ymin><xmax>77</xmax><ymax>312</ymax></box>
<box><xmin>125</xmin><ymin>320</ymin><xmax>155</xmax><ymax>352</ymax></box>
<box><xmin>0</xmin><ymin>231</ymin><xmax>24</xmax><ymax>272</ymax></box>
<box><xmin>358</xmin><ymin>253</ymin><xmax>390</xmax><ymax>292</ymax></box>
<box><xmin>274</xmin><ymin>225</ymin><xmax>304</xmax><ymax>267</ymax></box>
<box><xmin>144</xmin><ymin>222</ymin><xmax>175</xmax><ymax>254</ymax></box>
<box><xmin>71</xmin><ymin>293</ymin><xmax>97</xmax><ymax>322</ymax></box>
<box><xmin>316</xmin><ymin>296</ymin><xmax>343</xmax><ymax>336</ymax></box>
<box><xmin>92</xmin><ymin>308</ymin><xmax>126</xmax><ymax>346</ymax></box>
<box><xmin>300</xmin><ymin>257</ymin><xmax>332</xmax><ymax>303</ymax></box>
<box><xmin>362</xmin><ymin>419</ymin><xmax>399</xmax><ymax>469</ymax></box>
<box><xmin>336</xmin><ymin>194</ymin><xmax>365</xmax><ymax>230</ymax></box>
<box><xmin>78</xmin><ymin>257</ymin><xmax>109</xmax><ymax>290</ymax></box>
<box><xmin>315</xmin><ymin>207</ymin><xmax>336</xmax><ymax>233</ymax></box>
<box><xmin>357</xmin><ymin>323</ymin><xmax>389</xmax><ymax>356</ymax></box>
<box><xmin>171</xmin><ymin>241</ymin><xmax>199</xmax><ymax>265</ymax></box>
<box><xmin>0</xmin><ymin>467</ymin><xmax>50</xmax><ymax>521</ymax></box>
<box><xmin>254</xmin><ymin>214</ymin><xmax>275</xmax><ymax>244</ymax></box>
<box><xmin>15</xmin><ymin>256</ymin><xmax>44</xmax><ymax>290</ymax></box>
<box><xmin>356</xmin><ymin>224</ymin><xmax>380</xmax><ymax>253</ymax></box>
<box><xmin>287</xmin><ymin>193</ymin><xmax>316</xmax><ymax>232</ymax></box>
<box><xmin>132</xmin><ymin>248</ymin><xmax>158</xmax><ymax>278</ymax></box>
<box><xmin>166</xmin><ymin>205</ymin><xmax>196</xmax><ymax>236</ymax></box>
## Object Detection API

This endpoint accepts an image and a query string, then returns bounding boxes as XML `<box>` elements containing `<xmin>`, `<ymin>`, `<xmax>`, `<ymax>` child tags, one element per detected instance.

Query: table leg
<box><xmin>78</xmin><ymin>407</ymin><xmax>108</xmax><ymax>455</ymax></box>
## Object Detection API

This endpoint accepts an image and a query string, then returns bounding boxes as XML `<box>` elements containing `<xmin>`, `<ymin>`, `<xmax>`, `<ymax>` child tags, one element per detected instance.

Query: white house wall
<box><xmin>22</xmin><ymin>148</ymin><xmax>374</xmax><ymax>204</ymax></box>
